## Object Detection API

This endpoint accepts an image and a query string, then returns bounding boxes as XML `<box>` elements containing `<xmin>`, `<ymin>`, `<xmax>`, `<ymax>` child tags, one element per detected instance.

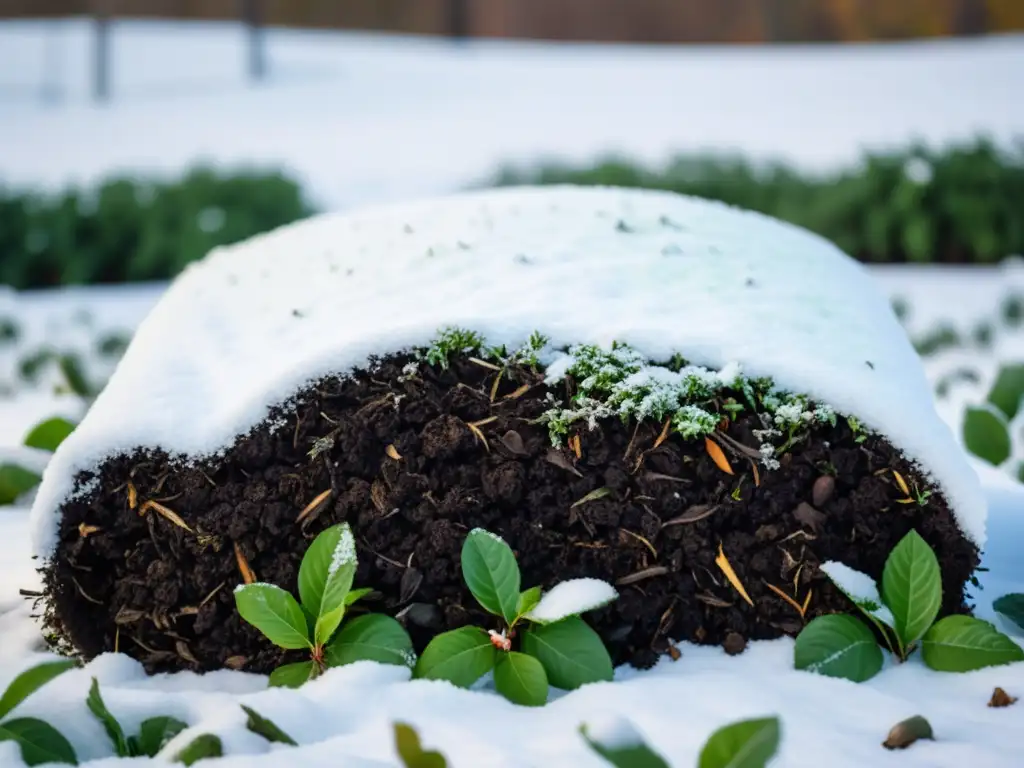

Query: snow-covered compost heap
<box><xmin>33</xmin><ymin>186</ymin><xmax>986</xmax><ymax>674</ymax></box>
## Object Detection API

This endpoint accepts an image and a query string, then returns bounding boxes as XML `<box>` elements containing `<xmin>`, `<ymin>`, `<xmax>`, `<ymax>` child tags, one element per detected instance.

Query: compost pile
<box><xmin>44</xmin><ymin>346</ymin><xmax>979</xmax><ymax>674</ymax></box>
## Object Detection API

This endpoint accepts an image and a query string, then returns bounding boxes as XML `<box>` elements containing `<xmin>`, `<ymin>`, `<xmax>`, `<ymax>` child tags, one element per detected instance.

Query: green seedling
<box><xmin>413</xmin><ymin>528</ymin><xmax>616</xmax><ymax>706</ymax></box>
<box><xmin>172</xmin><ymin>733</ymin><xmax>222</xmax><ymax>765</ymax></box>
<box><xmin>87</xmin><ymin>677</ymin><xmax>188</xmax><ymax>757</ymax></box>
<box><xmin>394</xmin><ymin>722</ymin><xmax>448</xmax><ymax>767</ymax></box>
<box><xmin>962</xmin><ymin>404</ymin><xmax>1011</xmax><ymax>466</ymax></box>
<box><xmin>795</xmin><ymin>530</ymin><xmax>1024</xmax><ymax>682</ymax></box>
<box><xmin>234</xmin><ymin>522</ymin><xmax>415</xmax><ymax>688</ymax></box>
<box><xmin>1</xmin><ymin>415</ymin><xmax>78</xmax><ymax>506</ymax></box>
<box><xmin>0</xmin><ymin>659</ymin><xmax>79</xmax><ymax>765</ymax></box>
<box><xmin>241</xmin><ymin>705</ymin><xmax>297</xmax><ymax>745</ymax></box>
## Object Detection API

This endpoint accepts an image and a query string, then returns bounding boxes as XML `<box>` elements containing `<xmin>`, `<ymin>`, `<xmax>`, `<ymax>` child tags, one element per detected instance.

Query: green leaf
<box><xmin>521</xmin><ymin>616</ymin><xmax>613</xmax><ymax>690</ymax></box>
<box><xmin>240</xmin><ymin>705</ymin><xmax>297</xmax><ymax>746</ymax></box>
<box><xmin>516</xmin><ymin>587</ymin><xmax>542</xmax><ymax>619</ymax></box>
<box><xmin>268</xmin><ymin>661</ymin><xmax>318</xmax><ymax>689</ymax></box>
<box><xmin>345</xmin><ymin>587</ymin><xmax>374</xmax><ymax>607</ymax></box>
<box><xmin>962</xmin><ymin>404</ymin><xmax>1012</xmax><ymax>465</ymax></box>
<box><xmin>493</xmin><ymin>651</ymin><xmax>548</xmax><ymax>707</ymax></box>
<box><xmin>523</xmin><ymin>578</ymin><xmax>618</xmax><ymax>624</ymax></box>
<box><xmin>234</xmin><ymin>583</ymin><xmax>311</xmax><ymax>649</ymax></box>
<box><xmin>579</xmin><ymin>722</ymin><xmax>670</xmax><ymax>768</ymax></box>
<box><xmin>987</xmin><ymin>363</ymin><xmax>1024</xmax><ymax>420</ymax></box>
<box><xmin>0</xmin><ymin>659</ymin><xmax>77</xmax><ymax>720</ymax></box>
<box><xmin>325</xmin><ymin>614</ymin><xmax>416</xmax><ymax>669</ymax></box>
<box><xmin>394</xmin><ymin>722</ymin><xmax>449</xmax><ymax>768</ymax></box>
<box><xmin>314</xmin><ymin>605</ymin><xmax>346</xmax><ymax>648</ymax></box>
<box><xmin>461</xmin><ymin>529</ymin><xmax>520</xmax><ymax>623</ymax></box>
<box><xmin>921</xmin><ymin>615</ymin><xmax>1024</xmax><ymax>672</ymax></box>
<box><xmin>86</xmin><ymin>677</ymin><xmax>129</xmax><ymax>756</ymax></box>
<box><xmin>993</xmin><ymin>593</ymin><xmax>1024</xmax><ymax>632</ymax></box>
<box><xmin>23</xmin><ymin>417</ymin><xmax>76</xmax><ymax>453</ymax></box>
<box><xmin>172</xmin><ymin>733</ymin><xmax>223</xmax><ymax>765</ymax></box>
<box><xmin>0</xmin><ymin>717</ymin><xmax>78</xmax><ymax>766</ymax></box>
<box><xmin>881</xmin><ymin>529</ymin><xmax>942</xmax><ymax>648</ymax></box>
<box><xmin>413</xmin><ymin>627</ymin><xmax>496</xmax><ymax>687</ymax></box>
<box><xmin>794</xmin><ymin>614</ymin><xmax>884</xmax><ymax>682</ymax></box>
<box><xmin>0</xmin><ymin>463</ymin><xmax>42</xmax><ymax>506</ymax></box>
<box><xmin>136</xmin><ymin>716</ymin><xmax>188</xmax><ymax>757</ymax></box>
<box><xmin>298</xmin><ymin>523</ymin><xmax>357</xmax><ymax>637</ymax></box>
<box><xmin>698</xmin><ymin>717</ymin><xmax>781</xmax><ymax>768</ymax></box>
<box><xmin>58</xmin><ymin>354</ymin><xmax>93</xmax><ymax>399</ymax></box>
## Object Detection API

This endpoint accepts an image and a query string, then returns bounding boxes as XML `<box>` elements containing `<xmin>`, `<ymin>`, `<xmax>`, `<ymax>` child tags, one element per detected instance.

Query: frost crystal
<box><xmin>329</xmin><ymin>526</ymin><xmax>356</xmax><ymax>576</ymax></box>
<box><xmin>471</xmin><ymin>527</ymin><xmax>506</xmax><ymax>545</ymax></box>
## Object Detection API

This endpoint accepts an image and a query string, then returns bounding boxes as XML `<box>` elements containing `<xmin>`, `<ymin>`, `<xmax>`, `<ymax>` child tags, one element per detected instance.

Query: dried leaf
<box><xmin>78</xmin><ymin>522</ymin><xmax>101</xmax><ymax>539</ymax></box>
<box><xmin>385</xmin><ymin>444</ymin><xmax>403</xmax><ymax>461</ymax></box>
<box><xmin>661</xmin><ymin>504</ymin><xmax>718</xmax><ymax>527</ymax></box>
<box><xmin>370</xmin><ymin>479</ymin><xmax>390</xmax><ymax>515</ymax></box>
<box><xmin>234</xmin><ymin>542</ymin><xmax>256</xmax><ymax>585</ymax></box>
<box><xmin>114</xmin><ymin>607</ymin><xmax>146</xmax><ymax>625</ymax></box>
<box><xmin>667</xmin><ymin>645</ymin><xmax>681</xmax><ymax>661</ymax></box>
<box><xmin>571</xmin><ymin>486</ymin><xmax>612</xmax><ymax>508</ymax></box>
<box><xmin>140</xmin><ymin>500</ymin><xmax>194</xmax><ymax>533</ymax></box>
<box><xmin>696</xmin><ymin>593</ymin><xmax>733</xmax><ymax>608</ymax></box>
<box><xmin>801</xmin><ymin>588</ymin><xmax>813</xmax><ymax>615</ymax></box>
<box><xmin>616</xmin><ymin>566</ymin><xmax>669</xmax><ymax>586</ymax></box>
<box><xmin>468</xmin><ymin>356</ymin><xmax>501</xmax><ymax>371</ymax></box>
<box><xmin>544</xmin><ymin>448</ymin><xmax>583</xmax><ymax>477</ymax></box>
<box><xmin>569</xmin><ymin>434</ymin><xmax>582</xmax><ymax>460</ymax></box>
<box><xmin>619</xmin><ymin>529</ymin><xmax>658</xmax><ymax>559</ymax></box>
<box><xmin>715</xmin><ymin>542</ymin><xmax>753</xmax><ymax>606</ymax></box>
<box><xmin>750</xmin><ymin>460</ymin><xmax>761</xmax><ymax>487</ymax></box>
<box><xmin>988</xmin><ymin>687</ymin><xmax>1018</xmax><ymax>708</ymax></box>
<box><xmin>127</xmin><ymin>482</ymin><xmax>138</xmax><ymax>510</ymax></box>
<box><xmin>892</xmin><ymin>469</ymin><xmax>911</xmax><ymax>496</ymax></box>
<box><xmin>653</xmin><ymin>418</ymin><xmax>672</xmax><ymax>449</ymax></box>
<box><xmin>489</xmin><ymin>370</ymin><xmax>503</xmax><ymax>402</ymax></box>
<box><xmin>225</xmin><ymin>656</ymin><xmax>248</xmax><ymax>670</ymax></box>
<box><xmin>705</xmin><ymin>437</ymin><xmax>734</xmax><ymax>475</ymax></box>
<box><xmin>714</xmin><ymin>431</ymin><xmax>763</xmax><ymax>459</ymax></box>
<box><xmin>764</xmin><ymin>583</ymin><xmax>806</xmax><ymax>618</ymax></box>
<box><xmin>297</xmin><ymin>488</ymin><xmax>333</xmax><ymax>524</ymax></box>
<box><xmin>812</xmin><ymin>475</ymin><xmax>835</xmax><ymax>507</ymax></box>
<box><xmin>176</xmin><ymin>640</ymin><xmax>199</xmax><ymax>665</ymax></box>
<box><xmin>882</xmin><ymin>716</ymin><xmax>934</xmax><ymax>750</ymax></box>
<box><xmin>399</xmin><ymin>567</ymin><xmax>423</xmax><ymax>604</ymax></box>
<box><xmin>499</xmin><ymin>430</ymin><xmax>528</xmax><ymax>455</ymax></box>
<box><xmin>504</xmin><ymin>383</ymin><xmax>532</xmax><ymax>400</ymax></box>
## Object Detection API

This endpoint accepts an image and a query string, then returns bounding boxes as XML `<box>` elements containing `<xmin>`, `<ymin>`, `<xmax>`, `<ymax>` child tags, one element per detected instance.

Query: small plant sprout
<box><xmin>0</xmin><ymin>659</ymin><xmax>79</xmax><ymax>766</ymax></box>
<box><xmin>0</xmin><ymin>414</ymin><xmax>78</xmax><ymax>506</ymax></box>
<box><xmin>233</xmin><ymin>523</ymin><xmax>415</xmax><ymax>688</ymax></box>
<box><xmin>87</xmin><ymin>677</ymin><xmax>188</xmax><ymax>757</ymax></box>
<box><xmin>414</xmin><ymin>528</ymin><xmax>617</xmax><ymax>706</ymax></box>
<box><xmin>795</xmin><ymin>530</ymin><xmax>1024</xmax><ymax>683</ymax></box>
<box><xmin>394</xmin><ymin>722</ymin><xmax>449</xmax><ymax>768</ymax></box>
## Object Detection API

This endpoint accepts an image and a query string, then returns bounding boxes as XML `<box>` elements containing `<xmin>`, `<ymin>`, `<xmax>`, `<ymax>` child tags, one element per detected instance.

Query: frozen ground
<box><xmin>1</xmin><ymin>19</ymin><xmax>1024</xmax><ymax>209</ymax></box>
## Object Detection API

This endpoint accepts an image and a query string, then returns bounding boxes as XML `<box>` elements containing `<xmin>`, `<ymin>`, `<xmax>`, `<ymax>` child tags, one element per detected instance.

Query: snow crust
<box><xmin>30</xmin><ymin>185</ymin><xmax>986</xmax><ymax>555</ymax></box>
<box><xmin>526</xmin><ymin>579</ymin><xmax>618</xmax><ymax>624</ymax></box>
<box><xmin>820</xmin><ymin>561</ymin><xmax>896</xmax><ymax>628</ymax></box>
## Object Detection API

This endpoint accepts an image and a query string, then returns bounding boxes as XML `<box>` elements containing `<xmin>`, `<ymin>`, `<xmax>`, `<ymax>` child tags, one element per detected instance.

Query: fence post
<box><xmin>242</xmin><ymin>0</ymin><xmax>267</xmax><ymax>81</ymax></box>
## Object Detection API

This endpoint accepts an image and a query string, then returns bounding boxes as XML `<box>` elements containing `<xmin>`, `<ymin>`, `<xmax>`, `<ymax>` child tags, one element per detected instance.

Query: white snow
<box><xmin>29</xmin><ymin>186</ymin><xmax>987</xmax><ymax>556</ymax></box>
<box><xmin>819</xmin><ymin>562</ymin><xmax>897</xmax><ymax>628</ymax></box>
<box><xmin>525</xmin><ymin>579</ymin><xmax>619</xmax><ymax>625</ymax></box>
<box><xmin>2</xmin><ymin>20</ymin><xmax>1024</xmax><ymax>210</ymax></box>
<box><xmin>581</xmin><ymin>714</ymin><xmax>645</xmax><ymax>750</ymax></box>
<box><xmin>328</xmin><ymin>526</ymin><xmax>356</xmax><ymax>576</ymax></box>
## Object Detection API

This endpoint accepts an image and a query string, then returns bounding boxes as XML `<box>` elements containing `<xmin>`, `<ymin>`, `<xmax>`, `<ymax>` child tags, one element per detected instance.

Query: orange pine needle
<box><xmin>234</xmin><ymin>542</ymin><xmax>256</xmax><ymax>585</ymax></box>
<box><xmin>765</xmin><ymin>583</ymin><xmax>805</xmax><ymax>618</ymax></box>
<box><xmin>296</xmin><ymin>488</ymin><xmax>333</xmax><ymax>524</ymax></box>
<box><xmin>705</xmin><ymin>437</ymin><xmax>734</xmax><ymax>475</ymax></box>
<box><xmin>892</xmin><ymin>470</ymin><xmax>910</xmax><ymax>496</ymax></box>
<box><xmin>801</xmin><ymin>588</ymin><xmax>814</xmax><ymax>615</ymax></box>
<box><xmin>653</xmin><ymin>418</ymin><xmax>672</xmax><ymax>450</ymax></box>
<box><xmin>127</xmin><ymin>482</ymin><xmax>138</xmax><ymax>510</ymax></box>
<box><xmin>139</xmin><ymin>500</ymin><xmax>193</xmax><ymax>532</ymax></box>
<box><xmin>570</xmin><ymin>434</ymin><xmax>582</xmax><ymax>460</ymax></box>
<box><xmin>715</xmin><ymin>542</ymin><xmax>753</xmax><ymax>606</ymax></box>
<box><xmin>750</xmin><ymin>459</ymin><xmax>761</xmax><ymax>487</ymax></box>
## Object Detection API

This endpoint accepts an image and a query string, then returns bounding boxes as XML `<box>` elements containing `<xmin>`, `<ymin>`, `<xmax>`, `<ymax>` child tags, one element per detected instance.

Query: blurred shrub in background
<box><xmin>490</xmin><ymin>137</ymin><xmax>1024</xmax><ymax>265</ymax></box>
<box><xmin>0</xmin><ymin>167</ymin><xmax>313</xmax><ymax>289</ymax></box>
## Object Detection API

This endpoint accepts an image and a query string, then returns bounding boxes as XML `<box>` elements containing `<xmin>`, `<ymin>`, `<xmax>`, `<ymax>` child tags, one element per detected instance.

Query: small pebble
<box><xmin>812</xmin><ymin>475</ymin><xmax>835</xmax><ymax>507</ymax></box>
<box><xmin>723</xmin><ymin>632</ymin><xmax>747</xmax><ymax>656</ymax></box>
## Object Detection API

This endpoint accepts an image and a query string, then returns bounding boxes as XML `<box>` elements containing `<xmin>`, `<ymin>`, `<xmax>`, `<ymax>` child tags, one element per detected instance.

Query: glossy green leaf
<box><xmin>520</xmin><ymin>617</ymin><xmax>613</xmax><ymax>690</ymax></box>
<box><xmin>493</xmin><ymin>652</ymin><xmax>548</xmax><ymax>707</ymax></box>
<box><xmin>23</xmin><ymin>417</ymin><xmax>76</xmax><ymax>452</ymax></box>
<box><xmin>0</xmin><ymin>717</ymin><xmax>78</xmax><ymax>766</ymax></box>
<box><xmin>268</xmin><ymin>661</ymin><xmax>318</xmax><ymax>689</ymax></box>
<box><xmin>698</xmin><ymin>717</ymin><xmax>781</xmax><ymax>768</ymax></box>
<box><xmin>794</xmin><ymin>614</ymin><xmax>884</xmax><ymax>682</ymax></box>
<box><xmin>325</xmin><ymin>614</ymin><xmax>415</xmax><ymax>669</ymax></box>
<box><xmin>962</xmin><ymin>404</ymin><xmax>1011</xmax><ymax>465</ymax></box>
<box><xmin>881</xmin><ymin>529</ymin><xmax>942</xmax><ymax>648</ymax></box>
<box><xmin>86</xmin><ymin>677</ymin><xmax>128</xmax><ymax>756</ymax></box>
<box><xmin>394</xmin><ymin>722</ymin><xmax>448</xmax><ymax>768</ymax></box>
<box><xmin>298</xmin><ymin>524</ymin><xmax>357</xmax><ymax>637</ymax></box>
<box><xmin>172</xmin><ymin>733</ymin><xmax>223</xmax><ymax>765</ymax></box>
<box><xmin>0</xmin><ymin>659</ymin><xmax>77</xmax><ymax>720</ymax></box>
<box><xmin>240</xmin><ymin>705</ymin><xmax>296</xmax><ymax>746</ymax></box>
<box><xmin>987</xmin><ymin>363</ymin><xmax>1024</xmax><ymax>420</ymax></box>
<box><xmin>136</xmin><ymin>716</ymin><xmax>188</xmax><ymax>757</ymax></box>
<box><xmin>922</xmin><ymin>615</ymin><xmax>1024</xmax><ymax>672</ymax></box>
<box><xmin>0</xmin><ymin>464</ymin><xmax>42</xmax><ymax>506</ymax></box>
<box><xmin>993</xmin><ymin>593</ymin><xmax>1024</xmax><ymax>632</ymax></box>
<box><xmin>413</xmin><ymin>627</ymin><xmax>496</xmax><ymax>687</ymax></box>
<box><xmin>234</xmin><ymin>584</ymin><xmax>311</xmax><ymax>649</ymax></box>
<box><xmin>516</xmin><ymin>587</ymin><xmax>542</xmax><ymax>619</ymax></box>
<box><xmin>345</xmin><ymin>587</ymin><xmax>373</xmax><ymax>607</ymax></box>
<box><xmin>460</xmin><ymin>529</ymin><xmax>520</xmax><ymax>623</ymax></box>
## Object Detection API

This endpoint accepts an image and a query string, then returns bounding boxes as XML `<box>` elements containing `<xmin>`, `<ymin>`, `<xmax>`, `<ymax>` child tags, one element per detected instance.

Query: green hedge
<box><xmin>487</xmin><ymin>137</ymin><xmax>1024</xmax><ymax>264</ymax></box>
<box><xmin>0</xmin><ymin>167</ymin><xmax>314</xmax><ymax>289</ymax></box>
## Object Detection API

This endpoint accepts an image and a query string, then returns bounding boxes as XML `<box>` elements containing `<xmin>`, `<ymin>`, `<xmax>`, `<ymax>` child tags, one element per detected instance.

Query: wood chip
<box><xmin>616</xmin><ymin>566</ymin><xmax>670</xmax><ymax>586</ymax></box>
<box><xmin>545</xmin><ymin>448</ymin><xmax>583</xmax><ymax>477</ymax></box>
<box><xmin>882</xmin><ymin>715</ymin><xmax>934</xmax><ymax>750</ymax></box>
<box><xmin>468</xmin><ymin>356</ymin><xmax>501</xmax><ymax>371</ymax></box>
<box><xmin>296</xmin><ymin>488</ymin><xmax>333</xmax><ymax>524</ymax></box>
<box><xmin>234</xmin><ymin>542</ymin><xmax>256</xmax><ymax>585</ymax></box>
<box><xmin>715</xmin><ymin>542</ymin><xmax>753</xmax><ymax>606</ymax></box>
<box><xmin>988</xmin><ymin>687</ymin><xmax>1018</xmax><ymax>708</ymax></box>
<box><xmin>892</xmin><ymin>469</ymin><xmax>911</xmax><ymax>496</ymax></box>
<box><xmin>569</xmin><ymin>434</ymin><xmax>582</xmax><ymax>460</ymax></box>
<box><xmin>139</xmin><ymin>500</ymin><xmax>194</xmax><ymax>533</ymax></box>
<box><xmin>662</xmin><ymin>504</ymin><xmax>719</xmax><ymax>527</ymax></box>
<box><xmin>705</xmin><ymin>437</ymin><xmax>734</xmax><ymax>475</ymax></box>
<box><xmin>499</xmin><ymin>430</ymin><xmax>528</xmax><ymax>455</ymax></box>
<box><xmin>385</xmin><ymin>444</ymin><xmax>403</xmax><ymax>461</ymax></box>
<box><xmin>571</xmin><ymin>486</ymin><xmax>612</xmax><ymax>508</ymax></box>
<box><xmin>619</xmin><ymin>529</ymin><xmax>658</xmax><ymax>559</ymax></box>
<box><xmin>653</xmin><ymin>418</ymin><xmax>672</xmax><ymax>450</ymax></box>
<box><xmin>127</xmin><ymin>482</ymin><xmax>138</xmax><ymax>510</ymax></box>
<box><xmin>78</xmin><ymin>522</ymin><xmax>101</xmax><ymax>539</ymax></box>
<box><xmin>812</xmin><ymin>475</ymin><xmax>835</xmax><ymax>507</ymax></box>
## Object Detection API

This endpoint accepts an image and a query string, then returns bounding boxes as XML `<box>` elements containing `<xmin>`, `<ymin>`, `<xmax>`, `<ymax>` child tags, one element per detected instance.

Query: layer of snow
<box><xmin>820</xmin><ymin>561</ymin><xmax>897</xmax><ymax>628</ymax></box>
<box><xmin>30</xmin><ymin>186</ymin><xmax>987</xmax><ymax>556</ymax></box>
<box><xmin>2</xmin><ymin>473</ymin><xmax>1023</xmax><ymax>767</ymax></box>
<box><xmin>525</xmin><ymin>579</ymin><xmax>618</xmax><ymax>624</ymax></box>
<box><xmin>2</xmin><ymin>20</ymin><xmax>1024</xmax><ymax>209</ymax></box>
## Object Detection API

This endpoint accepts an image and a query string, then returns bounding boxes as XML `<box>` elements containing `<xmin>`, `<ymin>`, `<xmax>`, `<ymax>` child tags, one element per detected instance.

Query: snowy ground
<box><xmin>1</xmin><ymin>19</ymin><xmax>1024</xmax><ymax>210</ymax></box>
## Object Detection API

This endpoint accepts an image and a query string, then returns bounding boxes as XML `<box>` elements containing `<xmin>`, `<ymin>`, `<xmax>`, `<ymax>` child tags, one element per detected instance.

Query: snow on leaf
<box><xmin>524</xmin><ymin>579</ymin><xmax>617</xmax><ymax>624</ymax></box>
